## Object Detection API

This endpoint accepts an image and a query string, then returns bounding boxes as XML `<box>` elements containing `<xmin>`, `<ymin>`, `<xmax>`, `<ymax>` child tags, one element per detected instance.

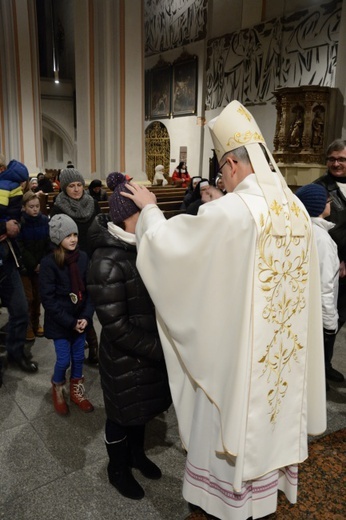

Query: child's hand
<box><xmin>5</xmin><ymin>220</ymin><xmax>20</xmax><ymax>238</ymax></box>
<box><xmin>74</xmin><ymin>319</ymin><xmax>88</xmax><ymax>333</ymax></box>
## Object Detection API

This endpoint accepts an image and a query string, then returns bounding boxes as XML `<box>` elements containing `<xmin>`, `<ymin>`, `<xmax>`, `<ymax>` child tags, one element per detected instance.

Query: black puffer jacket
<box><xmin>314</xmin><ymin>171</ymin><xmax>346</xmax><ymax>226</ymax></box>
<box><xmin>87</xmin><ymin>213</ymin><xmax>171</xmax><ymax>425</ymax></box>
<box><xmin>314</xmin><ymin>171</ymin><xmax>346</xmax><ymax>260</ymax></box>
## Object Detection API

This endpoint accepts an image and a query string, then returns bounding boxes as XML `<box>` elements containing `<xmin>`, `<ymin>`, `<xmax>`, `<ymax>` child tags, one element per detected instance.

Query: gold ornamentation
<box><xmin>145</xmin><ymin>122</ymin><xmax>170</xmax><ymax>183</ymax></box>
<box><xmin>237</xmin><ymin>105</ymin><xmax>252</xmax><ymax>122</ymax></box>
<box><xmin>226</xmin><ymin>131</ymin><xmax>265</xmax><ymax>148</ymax></box>
<box><xmin>270</xmin><ymin>200</ymin><xmax>283</xmax><ymax>216</ymax></box>
<box><xmin>258</xmin><ymin>212</ymin><xmax>310</xmax><ymax>424</ymax></box>
<box><xmin>290</xmin><ymin>201</ymin><xmax>301</xmax><ymax>217</ymax></box>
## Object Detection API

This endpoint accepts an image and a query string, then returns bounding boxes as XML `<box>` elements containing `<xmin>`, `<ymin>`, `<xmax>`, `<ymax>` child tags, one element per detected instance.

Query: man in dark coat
<box><xmin>314</xmin><ymin>138</ymin><xmax>346</xmax><ymax>383</ymax></box>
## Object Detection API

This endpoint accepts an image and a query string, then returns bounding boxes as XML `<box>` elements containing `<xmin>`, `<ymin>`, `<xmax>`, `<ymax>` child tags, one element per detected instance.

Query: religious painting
<box><xmin>172</xmin><ymin>56</ymin><xmax>198</xmax><ymax>117</ymax></box>
<box><xmin>149</xmin><ymin>65</ymin><xmax>172</xmax><ymax>119</ymax></box>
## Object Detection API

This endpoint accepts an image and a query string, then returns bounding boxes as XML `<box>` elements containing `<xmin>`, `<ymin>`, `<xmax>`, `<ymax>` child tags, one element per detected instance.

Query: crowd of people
<box><xmin>0</xmin><ymin>101</ymin><xmax>344</xmax><ymax>519</ymax></box>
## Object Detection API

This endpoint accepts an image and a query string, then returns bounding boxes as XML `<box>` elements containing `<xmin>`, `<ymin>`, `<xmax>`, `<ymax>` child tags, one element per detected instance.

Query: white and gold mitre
<box><xmin>208</xmin><ymin>101</ymin><xmax>265</xmax><ymax>162</ymax></box>
<box><xmin>208</xmin><ymin>101</ymin><xmax>305</xmax><ymax>237</ymax></box>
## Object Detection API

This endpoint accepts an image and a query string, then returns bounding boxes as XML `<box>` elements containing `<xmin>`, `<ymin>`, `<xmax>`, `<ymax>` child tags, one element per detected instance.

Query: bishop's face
<box><xmin>217</xmin><ymin>156</ymin><xmax>238</xmax><ymax>193</ymax></box>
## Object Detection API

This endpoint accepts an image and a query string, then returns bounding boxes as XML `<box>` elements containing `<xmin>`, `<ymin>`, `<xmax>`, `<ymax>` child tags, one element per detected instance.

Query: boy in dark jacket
<box><xmin>17</xmin><ymin>191</ymin><xmax>50</xmax><ymax>341</ymax></box>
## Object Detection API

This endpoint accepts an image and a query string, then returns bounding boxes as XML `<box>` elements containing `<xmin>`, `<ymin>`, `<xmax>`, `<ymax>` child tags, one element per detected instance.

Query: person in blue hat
<box><xmin>296</xmin><ymin>183</ymin><xmax>343</xmax><ymax>387</ymax></box>
<box><xmin>0</xmin><ymin>155</ymin><xmax>39</xmax><ymax>375</ymax></box>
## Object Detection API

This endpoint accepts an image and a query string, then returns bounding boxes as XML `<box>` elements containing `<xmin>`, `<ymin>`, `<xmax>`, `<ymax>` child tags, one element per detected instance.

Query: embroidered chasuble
<box><xmin>135</xmin><ymin>175</ymin><xmax>326</xmax><ymax>509</ymax></box>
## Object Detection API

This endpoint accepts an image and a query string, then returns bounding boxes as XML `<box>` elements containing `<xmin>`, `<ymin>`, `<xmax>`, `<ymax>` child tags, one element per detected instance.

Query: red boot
<box><xmin>52</xmin><ymin>380</ymin><xmax>69</xmax><ymax>415</ymax></box>
<box><xmin>70</xmin><ymin>377</ymin><xmax>94</xmax><ymax>413</ymax></box>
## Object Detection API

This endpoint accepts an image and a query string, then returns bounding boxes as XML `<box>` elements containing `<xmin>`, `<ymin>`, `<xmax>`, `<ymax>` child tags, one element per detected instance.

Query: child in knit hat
<box><xmin>296</xmin><ymin>183</ymin><xmax>343</xmax><ymax>387</ymax></box>
<box><xmin>86</xmin><ymin>175</ymin><xmax>171</xmax><ymax>500</ymax></box>
<box><xmin>39</xmin><ymin>214</ymin><xmax>94</xmax><ymax>415</ymax></box>
<box><xmin>0</xmin><ymin>159</ymin><xmax>29</xmax><ymax>221</ymax></box>
<box><xmin>17</xmin><ymin>191</ymin><xmax>50</xmax><ymax>342</ymax></box>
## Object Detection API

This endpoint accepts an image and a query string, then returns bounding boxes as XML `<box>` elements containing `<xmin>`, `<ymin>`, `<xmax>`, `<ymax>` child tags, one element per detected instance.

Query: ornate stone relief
<box><xmin>273</xmin><ymin>86</ymin><xmax>342</xmax><ymax>165</ymax></box>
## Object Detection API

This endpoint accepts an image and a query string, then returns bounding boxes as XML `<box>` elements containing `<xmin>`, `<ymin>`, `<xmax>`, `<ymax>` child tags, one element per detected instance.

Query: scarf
<box><xmin>64</xmin><ymin>249</ymin><xmax>85</xmax><ymax>304</ymax></box>
<box><xmin>326</xmin><ymin>171</ymin><xmax>346</xmax><ymax>184</ymax></box>
<box><xmin>55</xmin><ymin>191</ymin><xmax>96</xmax><ymax>222</ymax></box>
<box><xmin>107</xmin><ymin>221</ymin><xmax>137</xmax><ymax>246</ymax></box>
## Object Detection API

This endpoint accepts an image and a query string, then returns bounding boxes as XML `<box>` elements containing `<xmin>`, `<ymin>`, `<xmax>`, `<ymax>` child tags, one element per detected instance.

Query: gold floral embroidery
<box><xmin>258</xmin><ymin>211</ymin><xmax>310</xmax><ymax>424</ymax></box>
<box><xmin>237</xmin><ymin>105</ymin><xmax>252</xmax><ymax>122</ymax></box>
<box><xmin>227</xmin><ymin>131</ymin><xmax>265</xmax><ymax>148</ymax></box>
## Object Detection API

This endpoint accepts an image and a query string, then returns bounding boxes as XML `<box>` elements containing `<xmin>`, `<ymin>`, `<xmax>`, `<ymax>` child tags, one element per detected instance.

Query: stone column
<box><xmin>0</xmin><ymin>0</ymin><xmax>43</xmax><ymax>172</ymax></box>
<box><xmin>74</xmin><ymin>0</ymin><xmax>145</xmax><ymax>181</ymax></box>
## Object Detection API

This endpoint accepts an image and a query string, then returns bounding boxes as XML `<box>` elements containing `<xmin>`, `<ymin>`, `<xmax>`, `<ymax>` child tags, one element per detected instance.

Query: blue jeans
<box><xmin>52</xmin><ymin>333</ymin><xmax>86</xmax><ymax>383</ymax></box>
<box><xmin>0</xmin><ymin>260</ymin><xmax>28</xmax><ymax>359</ymax></box>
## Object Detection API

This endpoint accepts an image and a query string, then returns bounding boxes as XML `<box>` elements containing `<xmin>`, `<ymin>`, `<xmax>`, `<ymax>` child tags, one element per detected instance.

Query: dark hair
<box><xmin>88</xmin><ymin>179</ymin><xmax>102</xmax><ymax>191</ymax></box>
<box><xmin>176</xmin><ymin>161</ymin><xmax>186</xmax><ymax>176</ymax></box>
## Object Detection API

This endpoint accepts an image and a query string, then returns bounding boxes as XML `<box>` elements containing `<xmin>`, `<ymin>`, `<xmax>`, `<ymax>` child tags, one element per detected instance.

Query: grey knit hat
<box><xmin>59</xmin><ymin>168</ymin><xmax>85</xmax><ymax>192</ymax></box>
<box><xmin>49</xmin><ymin>214</ymin><xmax>78</xmax><ymax>245</ymax></box>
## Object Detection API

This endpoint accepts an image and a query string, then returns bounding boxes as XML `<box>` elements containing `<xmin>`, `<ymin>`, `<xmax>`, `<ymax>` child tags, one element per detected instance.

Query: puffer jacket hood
<box><xmin>88</xmin><ymin>212</ymin><xmax>135</xmax><ymax>254</ymax></box>
<box><xmin>1</xmin><ymin>160</ymin><xmax>29</xmax><ymax>183</ymax></box>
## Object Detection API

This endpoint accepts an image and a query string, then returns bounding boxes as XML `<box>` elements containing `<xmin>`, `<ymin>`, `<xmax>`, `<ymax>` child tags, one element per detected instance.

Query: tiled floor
<box><xmin>0</xmin><ymin>310</ymin><xmax>345</xmax><ymax>520</ymax></box>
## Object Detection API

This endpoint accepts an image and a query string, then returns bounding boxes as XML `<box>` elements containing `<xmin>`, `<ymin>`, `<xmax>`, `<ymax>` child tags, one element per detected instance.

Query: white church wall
<box><xmin>145</xmin><ymin>0</ymin><xmax>343</xmax><ymax>181</ymax></box>
<box><xmin>145</xmin><ymin>38</ymin><xmax>206</xmax><ymax>178</ymax></box>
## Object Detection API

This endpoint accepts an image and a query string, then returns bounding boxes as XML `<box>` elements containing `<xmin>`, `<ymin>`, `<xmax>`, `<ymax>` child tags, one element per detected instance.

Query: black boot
<box><xmin>105</xmin><ymin>438</ymin><xmax>144</xmax><ymax>500</ymax></box>
<box><xmin>127</xmin><ymin>425</ymin><xmax>162</xmax><ymax>480</ymax></box>
<box><xmin>324</xmin><ymin>329</ymin><xmax>344</xmax><ymax>382</ymax></box>
<box><xmin>7</xmin><ymin>352</ymin><xmax>38</xmax><ymax>373</ymax></box>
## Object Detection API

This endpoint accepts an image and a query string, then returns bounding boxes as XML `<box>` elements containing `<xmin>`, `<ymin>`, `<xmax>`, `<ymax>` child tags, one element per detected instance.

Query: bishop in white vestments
<box><xmin>122</xmin><ymin>101</ymin><xmax>327</xmax><ymax>520</ymax></box>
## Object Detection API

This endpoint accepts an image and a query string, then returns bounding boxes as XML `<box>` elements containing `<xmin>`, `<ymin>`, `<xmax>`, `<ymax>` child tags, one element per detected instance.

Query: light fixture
<box><xmin>51</xmin><ymin>0</ymin><xmax>59</xmax><ymax>84</ymax></box>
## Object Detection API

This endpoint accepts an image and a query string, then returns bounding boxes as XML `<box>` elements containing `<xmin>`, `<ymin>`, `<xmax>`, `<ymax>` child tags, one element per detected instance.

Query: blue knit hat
<box><xmin>295</xmin><ymin>184</ymin><xmax>328</xmax><ymax>217</ymax></box>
